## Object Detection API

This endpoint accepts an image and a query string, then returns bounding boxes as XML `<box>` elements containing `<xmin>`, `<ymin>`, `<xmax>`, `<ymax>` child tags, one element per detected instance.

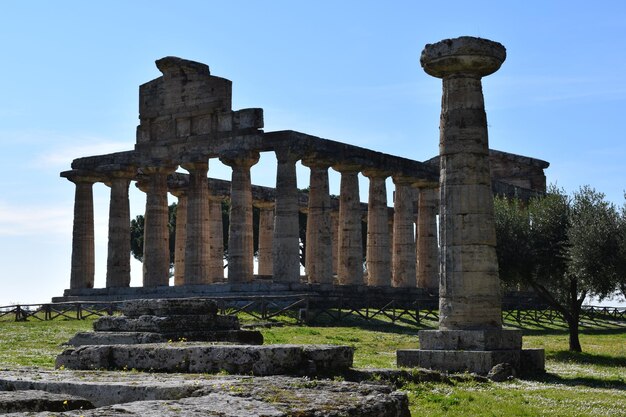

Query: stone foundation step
<box><xmin>396</xmin><ymin>348</ymin><xmax>545</xmax><ymax>376</ymax></box>
<box><xmin>93</xmin><ymin>314</ymin><xmax>240</xmax><ymax>332</ymax></box>
<box><xmin>0</xmin><ymin>370</ymin><xmax>409</xmax><ymax>416</ymax></box>
<box><xmin>120</xmin><ymin>298</ymin><xmax>219</xmax><ymax>317</ymax></box>
<box><xmin>0</xmin><ymin>390</ymin><xmax>94</xmax><ymax>413</ymax></box>
<box><xmin>66</xmin><ymin>329</ymin><xmax>263</xmax><ymax>346</ymax></box>
<box><xmin>56</xmin><ymin>344</ymin><xmax>354</xmax><ymax>376</ymax></box>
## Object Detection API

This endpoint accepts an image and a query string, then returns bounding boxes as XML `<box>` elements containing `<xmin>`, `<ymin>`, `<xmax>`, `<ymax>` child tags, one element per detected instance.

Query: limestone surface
<box><xmin>0</xmin><ymin>369</ymin><xmax>410</xmax><ymax>417</ymax></box>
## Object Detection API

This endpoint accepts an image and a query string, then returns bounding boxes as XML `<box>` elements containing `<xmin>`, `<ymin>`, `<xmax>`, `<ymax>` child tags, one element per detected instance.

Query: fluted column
<box><xmin>208</xmin><ymin>196</ymin><xmax>225</xmax><ymax>280</ymax></box>
<box><xmin>421</xmin><ymin>36</ymin><xmax>506</xmax><ymax>330</ymax></box>
<box><xmin>363</xmin><ymin>169</ymin><xmax>391</xmax><ymax>286</ymax></box>
<box><xmin>105</xmin><ymin>168</ymin><xmax>135</xmax><ymax>288</ymax></box>
<box><xmin>333</xmin><ymin>165</ymin><xmax>363</xmax><ymax>285</ymax></box>
<box><xmin>182</xmin><ymin>160</ymin><xmax>211</xmax><ymax>285</ymax></box>
<box><xmin>63</xmin><ymin>172</ymin><xmax>99</xmax><ymax>289</ymax></box>
<box><xmin>272</xmin><ymin>148</ymin><xmax>301</xmax><ymax>282</ymax></box>
<box><xmin>392</xmin><ymin>176</ymin><xmax>416</xmax><ymax>287</ymax></box>
<box><xmin>302</xmin><ymin>160</ymin><xmax>333</xmax><ymax>284</ymax></box>
<box><xmin>220</xmin><ymin>151</ymin><xmax>259</xmax><ymax>283</ymax></box>
<box><xmin>416</xmin><ymin>187</ymin><xmax>439</xmax><ymax>290</ymax></box>
<box><xmin>170</xmin><ymin>189</ymin><xmax>187</xmax><ymax>286</ymax></box>
<box><xmin>330</xmin><ymin>210</ymin><xmax>339</xmax><ymax>276</ymax></box>
<box><xmin>141</xmin><ymin>166</ymin><xmax>175</xmax><ymax>287</ymax></box>
<box><xmin>255</xmin><ymin>201</ymin><xmax>275</xmax><ymax>276</ymax></box>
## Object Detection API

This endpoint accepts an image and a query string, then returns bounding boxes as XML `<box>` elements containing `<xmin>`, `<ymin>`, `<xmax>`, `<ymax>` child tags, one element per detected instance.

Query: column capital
<box><xmin>253</xmin><ymin>200</ymin><xmax>275</xmax><ymax>210</ymax></box>
<box><xmin>274</xmin><ymin>146</ymin><xmax>304</xmax><ymax>164</ymax></box>
<box><xmin>332</xmin><ymin>162</ymin><xmax>362</xmax><ymax>174</ymax></box>
<box><xmin>181</xmin><ymin>158</ymin><xmax>209</xmax><ymax>173</ymax></box>
<box><xmin>411</xmin><ymin>179</ymin><xmax>439</xmax><ymax>189</ymax></box>
<box><xmin>421</xmin><ymin>36</ymin><xmax>506</xmax><ymax>79</ymax></box>
<box><xmin>301</xmin><ymin>157</ymin><xmax>333</xmax><ymax>169</ymax></box>
<box><xmin>61</xmin><ymin>170</ymin><xmax>102</xmax><ymax>185</ymax></box>
<box><xmin>362</xmin><ymin>168</ymin><xmax>391</xmax><ymax>179</ymax></box>
<box><xmin>392</xmin><ymin>175</ymin><xmax>416</xmax><ymax>186</ymax></box>
<box><xmin>219</xmin><ymin>150</ymin><xmax>260</xmax><ymax>168</ymax></box>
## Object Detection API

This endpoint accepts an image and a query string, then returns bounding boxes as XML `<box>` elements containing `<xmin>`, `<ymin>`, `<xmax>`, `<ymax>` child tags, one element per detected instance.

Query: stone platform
<box><xmin>57</xmin><ymin>343</ymin><xmax>354</xmax><ymax>376</ymax></box>
<box><xmin>0</xmin><ymin>369</ymin><xmax>410</xmax><ymax>416</ymax></box>
<box><xmin>65</xmin><ymin>298</ymin><xmax>263</xmax><ymax>346</ymax></box>
<box><xmin>397</xmin><ymin>329</ymin><xmax>545</xmax><ymax>375</ymax></box>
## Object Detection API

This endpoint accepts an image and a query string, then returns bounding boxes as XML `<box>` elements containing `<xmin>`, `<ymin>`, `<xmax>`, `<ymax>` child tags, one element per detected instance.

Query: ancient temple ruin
<box><xmin>58</xmin><ymin>55</ymin><xmax>548</xmax><ymax>302</ymax></box>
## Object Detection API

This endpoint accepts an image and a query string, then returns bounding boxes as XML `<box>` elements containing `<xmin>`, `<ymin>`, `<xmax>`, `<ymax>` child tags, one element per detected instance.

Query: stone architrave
<box><xmin>63</xmin><ymin>171</ymin><xmax>100</xmax><ymax>289</ymax></box>
<box><xmin>105</xmin><ymin>168</ymin><xmax>136</xmax><ymax>288</ymax></box>
<box><xmin>398</xmin><ymin>36</ymin><xmax>544</xmax><ymax>375</ymax></box>
<box><xmin>363</xmin><ymin>169</ymin><xmax>391</xmax><ymax>286</ymax></box>
<box><xmin>220</xmin><ymin>151</ymin><xmax>259</xmax><ymax>283</ymax></box>
<box><xmin>391</xmin><ymin>176</ymin><xmax>416</xmax><ymax>287</ymax></box>
<box><xmin>170</xmin><ymin>189</ymin><xmax>187</xmax><ymax>286</ymax></box>
<box><xmin>140</xmin><ymin>166</ymin><xmax>176</xmax><ymax>287</ymax></box>
<box><xmin>302</xmin><ymin>159</ymin><xmax>333</xmax><ymax>284</ymax></box>
<box><xmin>272</xmin><ymin>148</ymin><xmax>302</xmax><ymax>282</ymax></box>
<box><xmin>416</xmin><ymin>186</ymin><xmax>439</xmax><ymax>290</ymax></box>
<box><xmin>182</xmin><ymin>160</ymin><xmax>211</xmax><ymax>285</ymax></box>
<box><xmin>255</xmin><ymin>201</ymin><xmax>275</xmax><ymax>276</ymax></box>
<box><xmin>208</xmin><ymin>196</ymin><xmax>225</xmax><ymax>280</ymax></box>
<box><xmin>333</xmin><ymin>164</ymin><xmax>363</xmax><ymax>285</ymax></box>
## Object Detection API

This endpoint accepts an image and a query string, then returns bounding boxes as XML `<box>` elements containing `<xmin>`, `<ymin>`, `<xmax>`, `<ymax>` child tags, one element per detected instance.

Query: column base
<box><xmin>397</xmin><ymin>329</ymin><xmax>545</xmax><ymax>376</ymax></box>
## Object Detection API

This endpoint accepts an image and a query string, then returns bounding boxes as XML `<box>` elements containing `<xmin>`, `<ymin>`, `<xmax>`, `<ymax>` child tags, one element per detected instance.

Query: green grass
<box><xmin>0</xmin><ymin>312</ymin><xmax>624</xmax><ymax>416</ymax></box>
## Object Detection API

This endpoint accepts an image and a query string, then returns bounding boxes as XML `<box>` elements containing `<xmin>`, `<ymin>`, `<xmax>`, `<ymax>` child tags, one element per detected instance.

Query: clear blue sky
<box><xmin>1</xmin><ymin>1</ymin><xmax>625</xmax><ymax>305</ymax></box>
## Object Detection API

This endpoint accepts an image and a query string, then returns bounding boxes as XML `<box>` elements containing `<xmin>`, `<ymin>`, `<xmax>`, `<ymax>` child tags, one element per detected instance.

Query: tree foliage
<box><xmin>494</xmin><ymin>185</ymin><xmax>626</xmax><ymax>352</ymax></box>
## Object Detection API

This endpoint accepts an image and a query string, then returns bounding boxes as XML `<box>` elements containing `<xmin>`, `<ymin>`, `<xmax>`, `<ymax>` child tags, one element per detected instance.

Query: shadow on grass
<box><xmin>307</xmin><ymin>314</ymin><xmax>433</xmax><ymax>335</ymax></box>
<box><xmin>547</xmin><ymin>350</ymin><xmax>626</xmax><ymax>368</ymax></box>
<box><xmin>505</xmin><ymin>326</ymin><xmax>626</xmax><ymax>337</ymax></box>
<box><xmin>531</xmin><ymin>372</ymin><xmax>626</xmax><ymax>391</ymax></box>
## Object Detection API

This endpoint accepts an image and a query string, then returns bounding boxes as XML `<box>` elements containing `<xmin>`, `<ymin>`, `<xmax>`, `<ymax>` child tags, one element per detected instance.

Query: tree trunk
<box><xmin>567</xmin><ymin>315</ymin><xmax>582</xmax><ymax>352</ymax></box>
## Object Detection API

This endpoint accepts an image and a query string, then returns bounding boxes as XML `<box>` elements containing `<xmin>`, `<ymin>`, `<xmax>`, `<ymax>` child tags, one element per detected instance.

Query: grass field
<box><xmin>0</xmin><ymin>312</ymin><xmax>624</xmax><ymax>416</ymax></box>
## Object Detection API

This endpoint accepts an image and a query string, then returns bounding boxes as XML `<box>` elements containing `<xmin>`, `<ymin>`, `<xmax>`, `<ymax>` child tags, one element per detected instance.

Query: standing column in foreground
<box><xmin>363</xmin><ymin>169</ymin><xmax>391</xmax><ymax>286</ymax></box>
<box><xmin>105</xmin><ymin>168</ymin><xmax>136</xmax><ymax>288</ymax></box>
<box><xmin>220</xmin><ymin>151</ymin><xmax>259</xmax><ymax>283</ymax></box>
<box><xmin>333</xmin><ymin>164</ymin><xmax>363</xmax><ymax>285</ymax></box>
<box><xmin>392</xmin><ymin>176</ymin><xmax>416</xmax><ymax>287</ymax></box>
<box><xmin>302</xmin><ymin>159</ymin><xmax>333</xmax><ymax>284</ymax></box>
<box><xmin>398</xmin><ymin>36</ymin><xmax>544</xmax><ymax>375</ymax></box>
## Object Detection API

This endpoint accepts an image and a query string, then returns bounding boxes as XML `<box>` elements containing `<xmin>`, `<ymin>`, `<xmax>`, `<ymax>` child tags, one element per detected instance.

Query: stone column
<box><xmin>272</xmin><ymin>148</ymin><xmax>302</xmax><ymax>282</ymax></box>
<box><xmin>140</xmin><ymin>166</ymin><xmax>175</xmax><ymax>287</ymax></box>
<box><xmin>330</xmin><ymin>210</ymin><xmax>339</xmax><ymax>276</ymax></box>
<box><xmin>416</xmin><ymin>186</ymin><xmax>439</xmax><ymax>290</ymax></box>
<box><xmin>392</xmin><ymin>177</ymin><xmax>416</xmax><ymax>287</ymax></box>
<box><xmin>363</xmin><ymin>169</ymin><xmax>391</xmax><ymax>286</ymax></box>
<box><xmin>63</xmin><ymin>171</ymin><xmax>99</xmax><ymax>289</ymax></box>
<box><xmin>105</xmin><ymin>169</ymin><xmax>135</xmax><ymax>288</ymax></box>
<box><xmin>423</xmin><ymin>37</ymin><xmax>505</xmax><ymax>330</ymax></box>
<box><xmin>220</xmin><ymin>151</ymin><xmax>259</xmax><ymax>283</ymax></box>
<box><xmin>397</xmin><ymin>37</ymin><xmax>543</xmax><ymax>376</ymax></box>
<box><xmin>170</xmin><ymin>189</ymin><xmax>187</xmax><ymax>286</ymax></box>
<box><xmin>333</xmin><ymin>164</ymin><xmax>363</xmax><ymax>285</ymax></box>
<box><xmin>208</xmin><ymin>196</ymin><xmax>225</xmax><ymax>280</ymax></box>
<box><xmin>255</xmin><ymin>201</ymin><xmax>275</xmax><ymax>276</ymax></box>
<box><xmin>182</xmin><ymin>160</ymin><xmax>211</xmax><ymax>285</ymax></box>
<box><xmin>302</xmin><ymin>160</ymin><xmax>333</xmax><ymax>284</ymax></box>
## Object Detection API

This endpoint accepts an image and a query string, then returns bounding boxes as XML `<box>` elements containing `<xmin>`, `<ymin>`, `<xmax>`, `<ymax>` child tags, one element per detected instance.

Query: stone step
<box><xmin>56</xmin><ymin>343</ymin><xmax>353</xmax><ymax>376</ymax></box>
<box><xmin>0</xmin><ymin>390</ymin><xmax>93</xmax><ymax>413</ymax></box>
<box><xmin>121</xmin><ymin>298</ymin><xmax>218</xmax><ymax>317</ymax></box>
<box><xmin>93</xmin><ymin>314</ymin><xmax>239</xmax><ymax>332</ymax></box>
<box><xmin>67</xmin><ymin>329</ymin><xmax>263</xmax><ymax>346</ymax></box>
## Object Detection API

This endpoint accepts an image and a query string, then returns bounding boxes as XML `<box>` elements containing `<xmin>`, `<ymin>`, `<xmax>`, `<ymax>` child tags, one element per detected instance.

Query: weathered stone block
<box><xmin>397</xmin><ymin>349</ymin><xmax>521</xmax><ymax>375</ymax></box>
<box><xmin>520</xmin><ymin>348</ymin><xmax>546</xmax><ymax>376</ymax></box>
<box><xmin>0</xmin><ymin>390</ymin><xmax>94</xmax><ymax>413</ymax></box>
<box><xmin>93</xmin><ymin>314</ymin><xmax>239</xmax><ymax>332</ymax></box>
<box><xmin>120</xmin><ymin>298</ymin><xmax>218</xmax><ymax>317</ymax></box>
<box><xmin>66</xmin><ymin>331</ymin><xmax>166</xmax><ymax>346</ymax></box>
<box><xmin>418</xmin><ymin>329</ymin><xmax>522</xmax><ymax>351</ymax></box>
